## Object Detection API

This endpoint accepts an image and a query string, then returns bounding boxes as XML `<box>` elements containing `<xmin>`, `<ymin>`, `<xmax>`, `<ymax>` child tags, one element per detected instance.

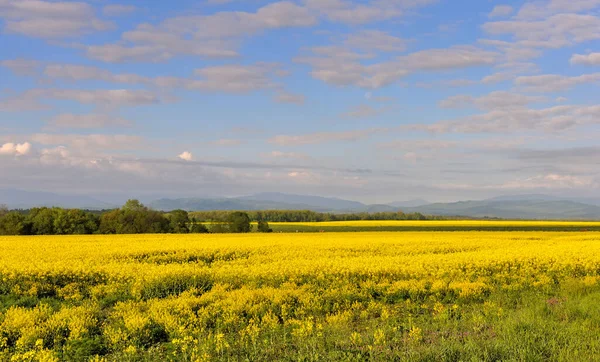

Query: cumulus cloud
<box><xmin>178</xmin><ymin>151</ymin><xmax>193</xmax><ymax>161</ymax></box>
<box><xmin>0</xmin><ymin>142</ymin><xmax>32</xmax><ymax>156</ymax></box>
<box><xmin>0</xmin><ymin>0</ymin><xmax>113</xmax><ymax>38</ymax></box>
<box><xmin>570</xmin><ymin>53</ymin><xmax>600</xmax><ymax>65</ymax></box>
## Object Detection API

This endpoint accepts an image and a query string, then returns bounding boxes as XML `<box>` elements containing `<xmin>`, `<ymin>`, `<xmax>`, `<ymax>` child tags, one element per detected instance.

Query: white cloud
<box><xmin>297</xmin><ymin>45</ymin><xmax>498</xmax><ymax>89</ymax></box>
<box><xmin>191</xmin><ymin>64</ymin><xmax>282</xmax><ymax>93</ymax></box>
<box><xmin>439</xmin><ymin>91</ymin><xmax>546</xmax><ymax>110</ymax></box>
<box><xmin>47</xmin><ymin>89</ymin><xmax>159</xmax><ymax>107</ymax></box>
<box><xmin>30</xmin><ymin>134</ymin><xmax>143</xmax><ymax>153</ymax></box>
<box><xmin>483</xmin><ymin>13</ymin><xmax>600</xmax><ymax>49</ymax></box>
<box><xmin>43</xmin><ymin>64</ymin><xmax>148</xmax><ymax>84</ymax></box>
<box><xmin>0</xmin><ymin>0</ymin><xmax>113</xmax><ymax>38</ymax></box>
<box><xmin>87</xmin><ymin>1</ymin><xmax>316</xmax><ymax>63</ymax></box>
<box><xmin>0</xmin><ymin>142</ymin><xmax>32</xmax><ymax>156</ymax></box>
<box><xmin>570</xmin><ymin>53</ymin><xmax>600</xmax><ymax>65</ymax></box>
<box><xmin>304</xmin><ymin>0</ymin><xmax>435</xmax><ymax>25</ymax></box>
<box><xmin>103</xmin><ymin>4</ymin><xmax>136</xmax><ymax>16</ymax></box>
<box><xmin>501</xmin><ymin>173</ymin><xmax>596</xmax><ymax>189</ymax></box>
<box><xmin>343</xmin><ymin>30</ymin><xmax>407</xmax><ymax>52</ymax></box>
<box><xmin>515</xmin><ymin>73</ymin><xmax>600</xmax><ymax>92</ymax></box>
<box><xmin>48</xmin><ymin>114</ymin><xmax>132</xmax><ymax>129</ymax></box>
<box><xmin>1</xmin><ymin>88</ymin><xmax>159</xmax><ymax>112</ymax></box>
<box><xmin>480</xmin><ymin>62</ymin><xmax>539</xmax><ymax>84</ymax></box>
<box><xmin>0</xmin><ymin>59</ymin><xmax>41</xmax><ymax>76</ymax></box>
<box><xmin>489</xmin><ymin>5</ymin><xmax>514</xmax><ymax>18</ymax></box>
<box><xmin>269</xmin><ymin>128</ymin><xmax>383</xmax><ymax>146</ymax></box>
<box><xmin>266</xmin><ymin>151</ymin><xmax>310</xmax><ymax>160</ymax></box>
<box><xmin>418</xmin><ymin>104</ymin><xmax>600</xmax><ymax>133</ymax></box>
<box><xmin>178</xmin><ymin>151</ymin><xmax>193</xmax><ymax>161</ymax></box>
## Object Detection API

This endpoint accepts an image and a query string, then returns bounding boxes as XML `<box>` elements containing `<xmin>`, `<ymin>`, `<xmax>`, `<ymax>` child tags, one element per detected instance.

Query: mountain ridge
<box><xmin>3</xmin><ymin>190</ymin><xmax>600</xmax><ymax>220</ymax></box>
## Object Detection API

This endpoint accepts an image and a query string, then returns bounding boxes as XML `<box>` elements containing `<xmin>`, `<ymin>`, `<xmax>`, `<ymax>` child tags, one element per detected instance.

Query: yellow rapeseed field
<box><xmin>271</xmin><ymin>220</ymin><xmax>600</xmax><ymax>227</ymax></box>
<box><xmin>1</xmin><ymin>229</ymin><xmax>600</xmax><ymax>360</ymax></box>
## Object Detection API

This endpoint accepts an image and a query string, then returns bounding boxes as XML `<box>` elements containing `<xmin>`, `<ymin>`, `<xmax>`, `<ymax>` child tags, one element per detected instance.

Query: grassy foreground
<box><xmin>1</xmin><ymin>231</ymin><xmax>600</xmax><ymax>360</ymax></box>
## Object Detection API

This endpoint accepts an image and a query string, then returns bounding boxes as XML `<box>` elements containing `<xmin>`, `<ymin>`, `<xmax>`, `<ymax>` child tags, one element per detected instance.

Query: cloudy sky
<box><xmin>1</xmin><ymin>0</ymin><xmax>599</xmax><ymax>203</ymax></box>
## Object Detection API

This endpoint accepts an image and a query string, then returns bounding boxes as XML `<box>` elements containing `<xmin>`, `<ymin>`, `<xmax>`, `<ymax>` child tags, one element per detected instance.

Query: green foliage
<box><xmin>190</xmin><ymin>223</ymin><xmax>209</xmax><ymax>234</ymax></box>
<box><xmin>167</xmin><ymin>210</ymin><xmax>190</xmax><ymax>234</ymax></box>
<box><xmin>28</xmin><ymin>207</ymin><xmax>57</xmax><ymax>235</ymax></box>
<box><xmin>227</xmin><ymin>212</ymin><xmax>252</xmax><ymax>233</ymax></box>
<box><xmin>257</xmin><ymin>220</ymin><xmax>272</xmax><ymax>233</ymax></box>
<box><xmin>99</xmin><ymin>200</ymin><xmax>171</xmax><ymax>234</ymax></box>
<box><xmin>191</xmin><ymin>209</ymin><xmax>435</xmax><ymax>223</ymax></box>
<box><xmin>209</xmin><ymin>223</ymin><xmax>229</xmax><ymax>234</ymax></box>
<box><xmin>0</xmin><ymin>212</ymin><xmax>30</xmax><ymax>236</ymax></box>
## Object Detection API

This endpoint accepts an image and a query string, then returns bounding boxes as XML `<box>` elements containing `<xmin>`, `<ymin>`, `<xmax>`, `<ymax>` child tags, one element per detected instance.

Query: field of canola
<box><xmin>268</xmin><ymin>220</ymin><xmax>600</xmax><ymax>232</ymax></box>
<box><xmin>2</xmin><ymin>228</ymin><xmax>600</xmax><ymax>361</ymax></box>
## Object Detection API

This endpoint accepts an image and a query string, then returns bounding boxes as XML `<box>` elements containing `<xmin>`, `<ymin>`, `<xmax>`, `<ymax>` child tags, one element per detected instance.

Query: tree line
<box><xmin>0</xmin><ymin>200</ymin><xmax>268</xmax><ymax>236</ymax></box>
<box><xmin>0</xmin><ymin>201</ymin><xmax>448</xmax><ymax>236</ymax></box>
<box><xmin>190</xmin><ymin>210</ymin><xmax>444</xmax><ymax>222</ymax></box>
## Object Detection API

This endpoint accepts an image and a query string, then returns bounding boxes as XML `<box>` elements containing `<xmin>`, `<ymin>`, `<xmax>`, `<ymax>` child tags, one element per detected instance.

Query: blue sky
<box><xmin>1</xmin><ymin>0</ymin><xmax>599</xmax><ymax>203</ymax></box>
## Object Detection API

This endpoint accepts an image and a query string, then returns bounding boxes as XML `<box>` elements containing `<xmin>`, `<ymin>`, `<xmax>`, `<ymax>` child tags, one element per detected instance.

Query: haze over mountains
<box><xmin>2</xmin><ymin>189</ymin><xmax>600</xmax><ymax>220</ymax></box>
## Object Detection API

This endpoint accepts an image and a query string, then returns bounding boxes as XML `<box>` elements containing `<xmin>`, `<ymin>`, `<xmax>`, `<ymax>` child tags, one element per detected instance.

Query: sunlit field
<box><xmin>268</xmin><ymin>220</ymin><xmax>600</xmax><ymax>232</ymax></box>
<box><xmin>2</xmin><ymin>229</ymin><xmax>600</xmax><ymax>360</ymax></box>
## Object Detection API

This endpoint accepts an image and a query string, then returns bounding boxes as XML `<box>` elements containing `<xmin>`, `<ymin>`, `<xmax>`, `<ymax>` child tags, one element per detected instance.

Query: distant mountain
<box><xmin>149</xmin><ymin>197</ymin><xmax>333</xmax><ymax>212</ymax></box>
<box><xmin>388</xmin><ymin>199</ymin><xmax>430</xmax><ymax>208</ymax></box>
<box><xmin>238</xmin><ymin>192</ymin><xmax>366</xmax><ymax>211</ymax></box>
<box><xmin>404</xmin><ymin>200</ymin><xmax>600</xmax><ymax>220</ymax></box>
<box><xmin>4</xmin><ymin>190</ymin><xmax>600</xmax><ymax>219</ymax></box>
<box><xmin>0</xmin><ymin>189</ymin><xmax>115</xmax><ymax>209</ymax></box>
<box><xmin>486</xmin><ymin>194</ymin><xmax>561</xmax><ymax>202</ymax></box>
<box><xmin>364</xmin><ymin>204</ymin><xmax>397</xmax><ymax>213</ymax></box>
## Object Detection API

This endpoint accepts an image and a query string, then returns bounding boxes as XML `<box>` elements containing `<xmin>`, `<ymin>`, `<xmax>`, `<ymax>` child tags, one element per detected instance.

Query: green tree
<box><xmin>99</xmin><ymin>209</ymin><xmax>120</xmax><ymax>234</ymax></box>
<box><xmin>257</xmin><ymin>220</ymin><xmax>272</xmax><ymax>233</ymax></box>
<box><xmin>227</xmin><ymin>212</ymin><xmax>252</xmax><ymax>233</ymax></box>
<box><xmin>28</xmin><ymin>207</ymin><xmax>57</xmax><ymax>235</ymax></box>
<box><xmin>209</xmin><ymin>223</ymin><xmax>229</xmax><ymax>233</ymax></box>
<box><xmin>190</xmin><ymin>223</ymin><xmax>209</xmax><ymax>233</ymax></box>
<box><xmin>168</xmin><ymin>210</ymin><xmax>190</xmax><ymax>234</ymax></box>
<box><xmin>0</xmin><ymin>212</ymin><xmax>30</xmax><ymax>235</ymax></box>
<box><xmin>54</xmin><ymin>209</ymin><xmax>99</xmax><ymax>235</ymax></box>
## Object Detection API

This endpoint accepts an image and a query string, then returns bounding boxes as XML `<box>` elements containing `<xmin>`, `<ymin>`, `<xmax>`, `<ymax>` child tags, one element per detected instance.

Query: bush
<box><xmin>190</xmin><ymin>223</ymin><xmax>209</xmax><ymax>234</ymax></box>
<box><xmin>257</xmin><ymin>220</ymin><xmax>273</xmax><ymax>233</ymax></box>
<box><xmin>227</xmin><ymin>212</ymin><xmax>252</xmax><ymax>233</ymax></box>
